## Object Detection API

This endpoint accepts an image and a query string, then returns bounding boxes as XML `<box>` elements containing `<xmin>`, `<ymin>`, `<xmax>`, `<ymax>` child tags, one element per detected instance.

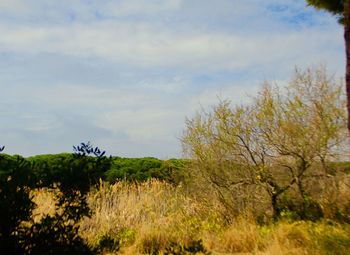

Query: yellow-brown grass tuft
<box><xmin>79</xmin><ymin>180</ymin><xmax>219</xmax><ymax>254</ymax></box>
<box><xmin>32</xmin><ymin>180</ymin><xmax>350</xmax><ymax>255</ymax></box>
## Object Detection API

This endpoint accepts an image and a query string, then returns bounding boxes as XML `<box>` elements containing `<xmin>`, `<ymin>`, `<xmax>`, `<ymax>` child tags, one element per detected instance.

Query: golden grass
<box><xmin>32</xmin><ymin>180</ymin><xmax>350</xmax><ymax>255</ymax></box>
<box><xmin>79</xmin><ymin>180</ymin><xmax>221</xmax><ymax>254</ymax></box>
<box><xmin>30</xmin><ymin>187</ymin><xmax>57</xmax><ymax>222</ymax></box>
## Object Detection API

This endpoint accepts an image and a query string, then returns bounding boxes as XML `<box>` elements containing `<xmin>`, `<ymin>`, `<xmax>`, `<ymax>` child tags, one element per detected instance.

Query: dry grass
<box><xmin>32</xmin><ymin>180</ymin><xmax>350</xmax><ymax>254</ymax></box>
<box><xmin>79</xmin><ymin>180</ymin><xmax>221</xmax><ymax>254</ymax></box>
<box><xmin>30</xmin><ymin>187</ymin><xmax>57</xmax><ymax>222</ymax></box>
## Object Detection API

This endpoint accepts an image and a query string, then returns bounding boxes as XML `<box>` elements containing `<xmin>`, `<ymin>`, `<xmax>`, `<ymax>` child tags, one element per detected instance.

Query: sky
<box><xmin>0</xmin><ymin>0</ymin><xmax>345</xmax><ymax>158</ymax></box>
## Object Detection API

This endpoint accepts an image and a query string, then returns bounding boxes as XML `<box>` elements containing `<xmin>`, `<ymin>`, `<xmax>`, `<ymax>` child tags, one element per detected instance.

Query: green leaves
<box><xmin>306</xmin><ymin>0</ymin><xmax>344</xmax><ymax>23</ymax></box>
<box><xmin>307</xmin><ymin>0</ymin><xmax>344</xmax><ymax>14</ymax></box>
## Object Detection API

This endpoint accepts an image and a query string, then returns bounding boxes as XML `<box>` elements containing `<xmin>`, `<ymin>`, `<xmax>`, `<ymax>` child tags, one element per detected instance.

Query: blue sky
<box><xmin>0</xmin><ymin>0</ymin><xmax>344</xmax><ymax>157</ymax></box>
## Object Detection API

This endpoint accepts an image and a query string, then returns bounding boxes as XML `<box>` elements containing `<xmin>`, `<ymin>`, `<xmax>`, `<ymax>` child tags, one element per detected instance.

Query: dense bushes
<box><xmin>106</xmin><ymin>157</ymin><xmax>187</xmax><ymax>184</ymax></box>
<box><xmin>106</xmin><ymin>157</ymin><xmax>164</xmax><ymax>182</ymax></box>
<box><xmin>0</xmin><ymin>130</ymin><xmax>349</xmax><ymax>254</ymax></box>
<box><xmin>27</xmin><ymin>154</ymin><xmax>187</xmax><ymax>184</ymax></box>
<box><xmin>0</xmin><ymin>154</ymin><xmax>35</xmax><ymax>254</ymax></box>
<box><xmin>0</xmin><ymin>142</ymin><xmax>188</xmax><ymax>254</ymax></box>
<box><xmin>0</xmin><ymin>143</ymin><xmax>111</xmax><ymax>254</ymax></box>
<box><xmin>78</xmin><ymin>180</ymin><xmax>350</xmax><ymax>254</ymax></box>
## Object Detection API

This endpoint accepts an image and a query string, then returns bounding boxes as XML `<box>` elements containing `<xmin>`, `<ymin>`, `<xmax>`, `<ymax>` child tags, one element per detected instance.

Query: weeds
<box><xmin>32</xmin><ymin>180</ymin><xmax>350</xmax><ymax>254</ymax></box>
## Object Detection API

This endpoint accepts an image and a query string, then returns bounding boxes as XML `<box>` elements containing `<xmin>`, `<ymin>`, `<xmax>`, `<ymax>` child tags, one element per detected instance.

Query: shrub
<box><xmin>0</xmin><ymin>154</ymin><xmax>35</xmax><ymax>254</ymax></box>
<box><xmin>182</xmin><ymin>66</ymin><xmax>347</xmax><ymax>221</ymax></box>
<box><xmin>0</xmin><ymin>142</ymin><xmax>111</xmax><ymax>254</ymax></box>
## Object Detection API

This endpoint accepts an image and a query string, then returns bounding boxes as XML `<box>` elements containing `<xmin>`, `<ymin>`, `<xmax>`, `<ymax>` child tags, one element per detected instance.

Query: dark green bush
<box><xmin>105</xmin><ymin>157</ymin><xmax>162</xmax><ymax>182</ymax></box>
<box><xmin>0</xmin><ymin>142</ymin><xmax>112</xmax><ymax>254</ymax></box>
<box><xmin>278</xmin><ymin>193</ymin><xmax>324</xmax><ymax>222</ymax></box>
<box><xmin>0</xmin><ymin>154</ymin><xmax>35</xmax><ymax>254</ymax></box>
<box><xmin>105</xmin><ymin>157</ymin><xmax>187</xmax><ymax>183</ymax></box>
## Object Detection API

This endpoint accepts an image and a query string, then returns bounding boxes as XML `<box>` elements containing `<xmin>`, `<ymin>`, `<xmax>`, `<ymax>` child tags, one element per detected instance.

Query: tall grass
<box><xmin>33</xmin><ymin>180</ymin><xmax>350</xmax><ymax>254</ymax></box>
<box><xmin>79</xmin><ymin>180</ymin><xmax>221</xmax><ymax>254</ymax></box>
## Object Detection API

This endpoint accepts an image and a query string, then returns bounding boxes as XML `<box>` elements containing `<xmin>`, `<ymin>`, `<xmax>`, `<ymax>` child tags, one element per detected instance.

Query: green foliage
<box><xmin>26</xmin><ymin>214</ymin><xmax>93</xmax><ymax>255</ymax></box>
<box><xmin>96</xmin><ymin>234</ymin><xmax>121</xmax><ymax>253</ymax></box>
<box><xmin>25</xmin><ymin>142</ymin><xmax>111</xmax><ymax>253</ymax></box>
<box><xmin>306</xmin><ymin>0</ymin><xmax>344</xmax><ymax>23</ymax></box>
<box><xmin>278</xmin><ymin>194</ymin><xmax>324</xmax><ymax>222</ymax></box>
<box><xmin>329</xmin><ymin>161</ymin><xmax>350</xmax><ymax>174</ymax></box>
<box><xmin>0</xmin><ymin>142</ymin><xmax>113</xmax><ymax>254</ymax></box>
<box><xmin>27</xmin><ymin>153</ymin><xmax>187</xmax><ymax>184</ymax></box>
<box><xmin>0</xmin><ymin>154</ymin><xmax>35</xmax><ymax>254</ymax></box>
<box><xmin>95</xmin><ymin>228</ymin><xmax>136</xmax><ymax>253</ymax></box>
<box><xmin>162</xmin><ymin>159</ymin><xmax>190</xmax><ymax>185</ymax></box>
<box><xmin>106</xmin><ymin>157</ymin><xmax>161</xmax><ymax>182</ymax></box>
<box><xmin>105</xmin><ymin>157</ymin><xmax>188</xmax><ymax>183</ymax></box>
<box><xmin>307</xmin><ymin>0</ymin><xmax>344</xmax><ymax>14</ymax></box>
<box><xmin>29</xmin><ymin>153</ymin><xmax>111</xmax><ymax>192</ymax></box>
<box><xmin>332</xmin><ymin>200</ymin><xmax>350</xmax><ymax>223</ymax></box>
<box><xmin>308</xmin><ymin>221</ymin><xmax>350</xmax><ymax>255</ymax></box>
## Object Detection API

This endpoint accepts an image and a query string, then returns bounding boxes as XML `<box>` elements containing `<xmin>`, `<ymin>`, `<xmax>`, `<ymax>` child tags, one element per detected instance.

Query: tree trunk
<box><xmin>271</xmin><ymin>192</ymin><xmax>280</xmax><ymax>222</ymax></box>
<box><xmin>345</xmin><ymin>0</ymin><xmax>350</xmax><ymax>132</ymax></box>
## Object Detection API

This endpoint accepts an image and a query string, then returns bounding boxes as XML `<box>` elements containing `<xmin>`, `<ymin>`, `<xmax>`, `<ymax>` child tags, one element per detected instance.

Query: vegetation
<box><xmin>34</xmin><ymin>180</ymin><xmax>350</xmax><ymax>255</ymax></box>
<box><xmin>182</xmin><ymin>66</ymin><xmax>347</xmax><ymax>221</ymax></box>
<box><xmin>26</xmin><ymin>154</ymin><xmax>186</xmax><ymax>185</ymax></box>
<box><xmin>1</xmin><ymin>66</ymin><xmax>350</xmax><ymax>254</ymax></box>
<box><xmin>0</xmin><ymin>154</ymin><xmax>35</xmax><ymax>254</ymax></box>
<box><xmin>0</xmin><ymin>142</ymin><xmax>110</xmax><ymax>254</ymax></box>
<box><xmin>105</xmin><ymin>157</ymin><xmax>187</xmax><ymax>184</ymax></box>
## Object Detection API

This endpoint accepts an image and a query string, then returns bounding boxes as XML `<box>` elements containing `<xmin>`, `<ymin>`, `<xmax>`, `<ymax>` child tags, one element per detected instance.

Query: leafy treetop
<box><xmin>307</xmin><ymin>0</ymin><xmax>344</xmax><ymax>22</ymax></box>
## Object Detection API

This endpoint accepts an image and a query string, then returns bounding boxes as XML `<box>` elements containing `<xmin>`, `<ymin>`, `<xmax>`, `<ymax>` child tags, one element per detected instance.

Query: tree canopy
<box><xmin>307</xmin><ymin>0</ymin><xmax>344</xmax><ymax>17</ymax></box>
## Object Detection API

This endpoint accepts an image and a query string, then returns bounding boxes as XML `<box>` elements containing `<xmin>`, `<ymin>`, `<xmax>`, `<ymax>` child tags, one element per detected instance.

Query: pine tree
<box><xmin>307</xmin><ymin>0</ymin><xmax>350</xmax><ymax>132</ymax></box>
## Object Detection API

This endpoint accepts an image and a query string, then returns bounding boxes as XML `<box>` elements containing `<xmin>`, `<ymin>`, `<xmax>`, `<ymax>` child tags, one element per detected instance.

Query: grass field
<box><xmin>32</xmin><ymin>180</ymin><xmax>350</xmax><ymax>255</ymax></box>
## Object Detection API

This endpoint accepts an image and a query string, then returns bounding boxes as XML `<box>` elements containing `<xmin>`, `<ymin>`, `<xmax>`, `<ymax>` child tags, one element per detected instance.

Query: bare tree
<box><xmin>182</xmin><ymin>66</ymin><xmax>346</xmax><ymax>220</ymax></box>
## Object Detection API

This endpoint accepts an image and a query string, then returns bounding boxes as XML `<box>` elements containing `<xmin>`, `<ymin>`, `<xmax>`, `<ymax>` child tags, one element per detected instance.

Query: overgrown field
<box><xmin>32</xmin><ymin>180</ymin><xmax>350</xmax><ymax>255</ymax></box>
<box><xmin>2</xmin><ymin>67</ymin><xmax>350</xmax><ymax>254</ymax></box>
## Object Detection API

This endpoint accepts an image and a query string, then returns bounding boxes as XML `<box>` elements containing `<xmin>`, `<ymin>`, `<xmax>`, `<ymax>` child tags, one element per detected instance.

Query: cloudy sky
<box><xmin>0</xmin><ymin>0</ymin><xmax>344</xmax><ymax>158</ymax></box>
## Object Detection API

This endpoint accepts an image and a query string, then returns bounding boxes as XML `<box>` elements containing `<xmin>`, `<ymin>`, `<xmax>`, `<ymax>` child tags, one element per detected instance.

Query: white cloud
<box><xmin>0</xmin><ymin>0</ymin><xmax>345</xmax><ymax>157</ymax></box>
<box><xmin>0</xmin><ymin>0</ymin><xmax>183</xmax><ymax>22</ymax></box>
<box><xmin>103</xmin><ymin>0</ymin><xmax>182</xmax><ymax>16</ymax></box>
<box><xmin>0</xmin><ymin>21</ymin><xmax>343</xmax><ymax>74</ymax></box>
